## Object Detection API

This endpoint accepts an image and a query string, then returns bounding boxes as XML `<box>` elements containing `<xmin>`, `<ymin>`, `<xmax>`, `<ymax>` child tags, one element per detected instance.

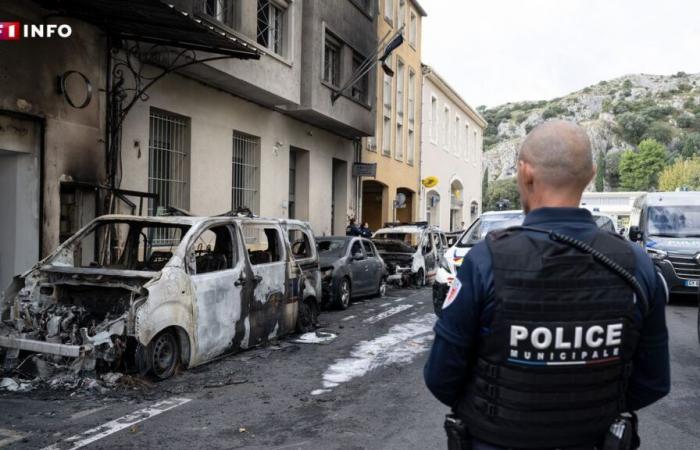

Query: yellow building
<box><xmin>361</xmin><ymin>0</ymin><xmax>427</xmax><ymax>231</ymax></box>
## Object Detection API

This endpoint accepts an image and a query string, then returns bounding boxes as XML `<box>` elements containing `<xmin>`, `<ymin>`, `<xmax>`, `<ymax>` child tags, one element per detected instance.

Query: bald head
<box><xmin>518</xmin><ymin>120</ymin><xmax>593</xmax><ymax>189</ymax></box>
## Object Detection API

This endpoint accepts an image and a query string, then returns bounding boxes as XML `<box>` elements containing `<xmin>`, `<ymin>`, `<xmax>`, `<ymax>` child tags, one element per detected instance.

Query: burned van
<box><xmin>0</xmin><ymin>215</ymin><xmax>303</xmax><ymax>380</ymax></box>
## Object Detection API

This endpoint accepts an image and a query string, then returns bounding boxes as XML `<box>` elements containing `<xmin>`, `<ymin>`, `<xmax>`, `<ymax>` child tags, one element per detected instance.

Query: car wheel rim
<box><xmin>341</xmin><ymin>281</ymin><xmax>350</xmax><ymax>306</ymax></box>
<box><xmin>153</xmin><ymin>333</ymin><xmax>176</xmax><ymax>378</ymax></box>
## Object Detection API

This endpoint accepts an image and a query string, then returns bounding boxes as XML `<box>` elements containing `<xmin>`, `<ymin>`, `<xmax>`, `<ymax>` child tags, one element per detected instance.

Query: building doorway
<box><xmin>395</xmin><ymin>187</ymin><xmax>415</xmax><ymax>223</ymax></box>
<box><xmin>0</xmin><ymin>114</ymin><xmax>41</xmax><ymax>290</ymax></box>
<box><xmin>331</xmin><ymin>158</ymin><xmax>348</xmax><ymax>235</ymax></box>
<box><xmin>426</xmin><ymin>190</ymin><xmax>441</xmax><ymax>227</ymax></box>
<box><xmin>289</xmin><ymin>147</ymin><xmax>310</xmax><ymax>220</ymax></box>
<box><xmin>362</xmin><ymin>180</ymin><xmax>387</xmax><ymax>231</ymax></box>
<box><xmin>450</xmin><ymin>179</ymin><xmax>464</xmax><ymax>231</ymax></box>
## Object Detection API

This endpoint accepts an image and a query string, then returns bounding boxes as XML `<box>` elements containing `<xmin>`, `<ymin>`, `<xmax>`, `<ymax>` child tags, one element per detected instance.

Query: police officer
<box><xmin>424</xmin><ymin>121</ymin><xmax>670</xmax><ymax>449</ymax></box>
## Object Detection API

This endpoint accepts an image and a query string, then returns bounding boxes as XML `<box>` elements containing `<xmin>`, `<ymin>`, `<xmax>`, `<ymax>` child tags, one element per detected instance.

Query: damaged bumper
<box><xmin>0</xmin><ymin>335</ymin><xmax>91</xmax><ymax>358</ymax></box>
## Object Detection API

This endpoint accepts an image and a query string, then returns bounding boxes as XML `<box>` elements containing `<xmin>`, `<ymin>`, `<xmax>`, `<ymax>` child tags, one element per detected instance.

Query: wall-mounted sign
<box><xmin>352</xmin><ymin>162</ymin><xmax>377</xmax><ymax>177</ymax></box>
<box><xmin>422</xmin><ymin>176</ymin><xmax>439</xmax><ymax>188</ymax></box>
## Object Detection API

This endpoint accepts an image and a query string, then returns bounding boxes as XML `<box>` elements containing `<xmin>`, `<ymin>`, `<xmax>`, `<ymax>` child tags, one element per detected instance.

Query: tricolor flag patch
<box><xmin>442</xmin><ymin>278</ymin><xmax>462</xmax><ymax>309</ymax></box>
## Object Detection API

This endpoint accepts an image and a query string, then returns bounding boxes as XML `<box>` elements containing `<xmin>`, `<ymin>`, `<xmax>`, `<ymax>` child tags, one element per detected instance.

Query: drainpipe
<box><xmin>354</xmin><ymin>138</ymin><xmax>362</xmax><ymax>221</ymax></box>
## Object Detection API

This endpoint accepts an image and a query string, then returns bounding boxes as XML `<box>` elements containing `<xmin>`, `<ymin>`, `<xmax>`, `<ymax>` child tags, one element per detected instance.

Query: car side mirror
<box><xmin>628</xmin><ymin>226</ymin><xmax>643</xmax><ymax>242</ymax></box>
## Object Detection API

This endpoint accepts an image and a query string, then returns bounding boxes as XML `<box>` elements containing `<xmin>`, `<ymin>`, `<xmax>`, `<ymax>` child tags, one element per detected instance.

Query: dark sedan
<box><xmin>316</xmin><ymin>236</ymin><xmax>388</xmax><ymax>310</ymax></box>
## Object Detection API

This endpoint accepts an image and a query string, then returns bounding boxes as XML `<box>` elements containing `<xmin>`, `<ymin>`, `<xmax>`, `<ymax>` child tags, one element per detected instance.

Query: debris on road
<box><xmin>0</xmin><ymin>377</ymin><xmax>32</xmax><ymax>392</ymax></box>
<box><xmin>292</xmin><ymin>331</ymin><xmax>337</xmax><ymax>345</ymax></box>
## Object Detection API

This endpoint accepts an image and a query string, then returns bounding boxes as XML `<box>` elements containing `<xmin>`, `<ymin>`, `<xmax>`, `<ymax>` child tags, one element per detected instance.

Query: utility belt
<box><xmin>444</xmin><ymin>412</ymin><xmax>640</xmax><ymax>450</ymax></box>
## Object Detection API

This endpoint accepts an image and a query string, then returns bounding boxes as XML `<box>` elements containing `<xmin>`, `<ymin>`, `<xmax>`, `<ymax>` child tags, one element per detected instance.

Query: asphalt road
<box><xmin>0</xmin><ymin>288</ymin><xmax>698</xmax><ymax>449</ymax></box>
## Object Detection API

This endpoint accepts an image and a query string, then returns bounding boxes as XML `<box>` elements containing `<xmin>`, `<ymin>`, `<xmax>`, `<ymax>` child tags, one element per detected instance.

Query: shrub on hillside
<box><xmin>618</xmin><ymin>139</ymin><xmax>667</xmax><ymax>190</ymax></box>
<box><xmin>643</xmin><ymin>122</ymin><xmax>675</xmax><ymax>144</ymax></box>
<box><xmin>541</xmin><ymin>104</ymin><xmax>566</xmax><ymax>119</ymax></box>
<box><xmin>484</xmin><ymin>178</ymin><xmax>520</xmax><ymax>212</ymax></box>
<box><xmin>616</xmin><ymin>112</ymin><xmax>651</xmax><ymax>144</ymax></box>
<box><xmin>658</xmin><ymin>157</ymin><xmax>700</xmax><ymax>191</ymax></box>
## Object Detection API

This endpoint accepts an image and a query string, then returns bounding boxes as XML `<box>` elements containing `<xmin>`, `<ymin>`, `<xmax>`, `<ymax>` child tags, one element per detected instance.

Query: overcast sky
<box><xmin>420</xmin><ymin>0</ymin><xmax>700</xmax><ymax>107</ymax></box>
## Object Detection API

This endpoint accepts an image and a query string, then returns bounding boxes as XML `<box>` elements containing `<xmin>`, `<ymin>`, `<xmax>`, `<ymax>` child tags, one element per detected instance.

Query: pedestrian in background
<box><xmin>359</xmin><ymin>221</ymin><xmax>373</xmax><ymax>238</ymax></box>
<box><xmin>346</xmin><ymin>218</ymin><xmax>361</xmax><ymax>236</ymax></box>
<box><xmin>424</xmin><ymin>120</ymin><xmax>670</xmax><ymax>450</ymax></box>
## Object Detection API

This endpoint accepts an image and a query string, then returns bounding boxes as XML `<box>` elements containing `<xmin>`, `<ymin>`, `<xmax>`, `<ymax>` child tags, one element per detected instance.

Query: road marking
<box><xmin>313</xmin><ymin>313</ymin><xmax>435</xmax><ymax>394</ymax></box>
<box><xmin>341</xmin><ymin>315</ymin><xmax>356</xmax><ymax>322</ymax></box>
<box><xmin>380</xmin><ymin>302</ymin><xmax>392</xmax><ymax>307</ymax></box>
<box><xmin>393</xmin><ymin>297</ymin><xmax>406</xmax><ymax>302</ymax></box>
<box><xmin>69</xmin><ymin>406</ymin><xmax>108</xmax><ymax>421</ymax></box>
<box><xmin>41</xmin><ymin>397</ymin><xmax>191</xmax><ymax>450</ymax></box>
<box><xmin>363</xmin><ymin>304</ymin><xmax>414</xmax><ymax>324</ymax></box>
<box><xmin>0</xmin><ymin>428</ymin><xmax>25</xmax><ymax>448</ymax></box>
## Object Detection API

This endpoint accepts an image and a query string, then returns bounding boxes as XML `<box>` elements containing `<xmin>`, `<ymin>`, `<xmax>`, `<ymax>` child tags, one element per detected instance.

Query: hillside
<box><xmin>480</xmin><ymin>72</ymin><xmax>700</xmax><ymax>191</ymax></box>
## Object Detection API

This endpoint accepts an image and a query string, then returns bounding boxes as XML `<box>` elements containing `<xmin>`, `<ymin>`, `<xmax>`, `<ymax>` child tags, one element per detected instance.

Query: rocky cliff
<box><xmin>481</xmin><ymin>72</ymin><xmax>700</xmax><ymax>190</ymax></box>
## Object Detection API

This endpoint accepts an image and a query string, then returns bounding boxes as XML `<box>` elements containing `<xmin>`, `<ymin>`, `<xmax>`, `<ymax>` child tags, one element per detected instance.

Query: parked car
<box><xmin>628</xmin><ymin>191</ymin><xmax>700</xmax><ymax>296</ymax></box>
<box><xmin>431</xmin><ymin>208</ymin><xmax>646</xmax><ymax>316</ymax></box>
<box><xmin>316</xmin><ymin>236</ymin><xmax>387</xmax><ymax>310</ymax></box>
<box><xmin>281</xmin><ymin>219</ymin><xmax>322</xmax><ymax>331</ymax></box>
<box><xmin>0</xmin><ymin>214</ymin><xmax>313</xmax><ymax>380</ymax></box>
<box><xmin>372</xmin><ymin>223</ymin><xmax>445</xmax><ymax>287</ymax></box>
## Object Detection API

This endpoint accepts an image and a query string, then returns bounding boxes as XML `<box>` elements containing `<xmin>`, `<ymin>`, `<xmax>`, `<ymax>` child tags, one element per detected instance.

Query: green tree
<box><xmin>618</xmin><ymin>139</ymin><xmax>667</xmax><ymax>190</ymax></box>
<box><xmin>484</xmin><ymin>177</ymin><xmax>521</xmax><ymax>211</ymax></box>
<box><xmin>595</xmin><ymin>152</ymin><xmax>605</xmax><ymax>191</ymax></box>
<box><xmin>658</xmin><ymin>158</ymin><xmax>700</xmax><ymax>191</ymax></box>
<box><xmin>482</xmin><ymin>168</ymin><xmax>489</xmax><ymax>205</ymax></box>
<box><xmin>679</xmin><ymin>132</ymin><xmax>700</xmax><ymax>158</ymax></box>
<box><xmin>604</xmin><ymin>151</ymin><xmax>622</xmax><ymax>189</ymax></box>
<box><xmin>643</xmin><ymin>121</ymin><xmax>674</xmax><ymax>144</ymax></box>
<box><xmin>616</xmin><ymin>113</ymin><xmax>651</xmax><ymax>144</ymax></box>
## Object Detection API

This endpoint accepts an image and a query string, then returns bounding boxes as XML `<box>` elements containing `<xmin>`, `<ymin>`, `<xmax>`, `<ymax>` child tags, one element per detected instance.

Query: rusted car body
<box><xmin>0</xmin><ymin>214</ymin><xmax>304</xmax><ymax>379</ymax></box>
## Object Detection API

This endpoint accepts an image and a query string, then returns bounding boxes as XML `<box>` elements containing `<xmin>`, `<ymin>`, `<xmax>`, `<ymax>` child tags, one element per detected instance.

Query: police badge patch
<box><xmin>442</xmin><ymin>278</ymin><xmax>462</xmax><ymax>309</ymax></box>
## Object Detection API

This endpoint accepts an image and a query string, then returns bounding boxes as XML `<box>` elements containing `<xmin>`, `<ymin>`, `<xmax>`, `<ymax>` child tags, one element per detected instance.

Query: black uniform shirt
<box><xmin>424</xmin><ymin>207</ymin><xmax>670</xmax><ymax>448</ymax></box>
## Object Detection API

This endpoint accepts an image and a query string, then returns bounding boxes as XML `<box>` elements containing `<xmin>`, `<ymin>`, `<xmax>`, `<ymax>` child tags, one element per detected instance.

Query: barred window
<box><xmin>232</xmin><ymin>131</ymin><xmax>261</xmax><ymax>214</ymax></box>
<box><xmin>257</xmin><ymin>0</ymin><xmax>285</xmax><ymax>55</ymax></box>
<box><xmin>148</xmin><ymin>108</ymin><xmax>190</xmax><ymax>243</ymax></box>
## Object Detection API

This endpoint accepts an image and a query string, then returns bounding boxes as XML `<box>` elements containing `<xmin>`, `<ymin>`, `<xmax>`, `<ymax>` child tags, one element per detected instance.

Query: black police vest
<box><xmin>457</xmin><ymin>229</ymin><xmax>641</xmax><ymax>449</ymax></box>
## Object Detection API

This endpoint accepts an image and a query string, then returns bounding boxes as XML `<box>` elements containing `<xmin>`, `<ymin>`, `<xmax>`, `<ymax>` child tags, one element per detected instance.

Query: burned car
<box><xmin>372</xmin><ymin>223</ymin><xmax>444</xmax><ymax>287</ymax></box>
<box><xmin>0</xmin><ymin>215</ymin><xmax>309</xmax><ymax>380</ymax></box>
<box><xmin>316</xmin><ymin>237</ymin><xmax>387</xmax><ymax>310</ymax></box>
<box><xmin>281</xmin><ymin>219</ymin><xmax>322</xmax><ymax>330</ymax></box>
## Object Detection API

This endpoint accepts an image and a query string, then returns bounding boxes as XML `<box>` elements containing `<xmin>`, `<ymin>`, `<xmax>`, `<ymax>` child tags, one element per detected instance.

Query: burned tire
<box><xmin>149</xmin><ymin>329</ymin><xmax>180</xmax><ymax>380</ymax></box>
<box><xmin>297</xmin><ymin>298</ymin><xmax>320</xmax><ymax>333</ymax></box>
<box><xmin>332</xmin><ymin>278</ymin><xmax>351</xmax><ymax>310</ymax></box>
<box><xmin>414</xmin><ymin>269</ymin><xmax>425</xmax><ymax>288</ymax></box>
<box><xmin>376</xmin><ymin>277</ymin><xmax>387</xmax><ymax>298</ymax></box>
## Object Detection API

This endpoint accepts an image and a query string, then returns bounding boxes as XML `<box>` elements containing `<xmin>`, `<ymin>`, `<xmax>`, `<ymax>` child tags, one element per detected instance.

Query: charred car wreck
<box><xmin>0</xmin><ymin>215</ymin><xmax>317</xmax><ymax>380</ymax></box>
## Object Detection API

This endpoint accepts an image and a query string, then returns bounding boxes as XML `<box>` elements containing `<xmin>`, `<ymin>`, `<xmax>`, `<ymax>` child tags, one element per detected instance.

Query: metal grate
<box><xmin>668</xmin><ymin>254</ymin><xmax>700</xmax><ymax>280</ymax></box>
<box><xmin>257</xmin><ymin>0</ymin><xmax>284</xmax><ymax>54</ymax></box>
<box><xmin>232</xmin><ymin>131</ymin><xmax>260</xmax><ymax>214</ymax></box>
<box><xmin>148</xmin><ymin>109</ymin><xmax>189</xmax><ymax>244</ymax></box>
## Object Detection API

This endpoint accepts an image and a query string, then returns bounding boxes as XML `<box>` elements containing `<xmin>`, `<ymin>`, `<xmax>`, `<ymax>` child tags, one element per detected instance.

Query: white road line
<box><xmin>380</xmin><ymin>302</ymin><xmax>392</xmax><ymax>307</ymax></box>
<box><xmin>363</xmin><ymin>304</ymin><xmax>414</xmax><ymax>324</ymax></box>
<box><xmin>0</xmin><ymin>428</ymin><xmax>25</xmax><ymax>448</ymax></box>
<box><xmin>341</xmin><ymin>315</ymin><xmax>356</xmax><ymax>321</ymax></box>
<box><xmin>41</xmin><ymin>397</ymin><xmax>191</xmax><ymax>450</ymax></box>
<box><xmin>69</xmin><ymin>406</ymin><xmax>108</xmax><ymax>421</ymax></box>
<box><xmin>392</xmin><ymin>297</ymin><xmax>406</xmax><ymax>302</ymax></box>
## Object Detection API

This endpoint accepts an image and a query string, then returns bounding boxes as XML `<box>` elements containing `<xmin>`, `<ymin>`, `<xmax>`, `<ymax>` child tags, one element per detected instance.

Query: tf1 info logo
<box><xmin>0</xmin><ymin>22</ymin><xmax>73</xmax><ymax>40</ymax></box>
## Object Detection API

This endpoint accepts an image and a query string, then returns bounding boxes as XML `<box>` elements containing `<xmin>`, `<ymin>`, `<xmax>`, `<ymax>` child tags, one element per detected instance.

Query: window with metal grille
<box><xmin>148</xmin><ymin>109</ymin><xmax>190</xmax><ymax>244</ymax></box>
<box><xmin>351</xmin><ymin>52</ymin><xmax>368</xmax><ymax>103</ymax></box>
<box><xmin>323</xmin><ymin>32</ymin><xmax>341</xmax><ymax>87</ymax></box>
<box><xmin>232</xmin><ymin>131</ymin><xmax>261</xmax><ymax>214</ymax></box>
<box><xmin>257</xmin><ymin>0</ymin><xmax>285</xmax><ymax>55</ymax></box>
<box><xmin>289</xmin><ymin>150</ymin><xmax>296</xmax><ymax>219</ymax></box>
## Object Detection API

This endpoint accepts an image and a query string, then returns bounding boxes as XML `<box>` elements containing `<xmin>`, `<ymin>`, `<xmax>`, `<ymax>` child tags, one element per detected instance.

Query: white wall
<box><xmin>119</xmin><ymin>72</ymin><xmax>355</xmax><ymax>236</ymax></box>
<box><xmin>419</xmin><ymin>75</ymin><xmax>483</xmax><ymax>230</ymax></box>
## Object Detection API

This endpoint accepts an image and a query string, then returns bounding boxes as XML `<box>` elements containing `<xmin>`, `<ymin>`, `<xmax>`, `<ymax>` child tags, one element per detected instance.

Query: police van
<box><xmin>628</xmin><ymin>191</ymin><xmax>700</xmax><ymax>296</ymax></box>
